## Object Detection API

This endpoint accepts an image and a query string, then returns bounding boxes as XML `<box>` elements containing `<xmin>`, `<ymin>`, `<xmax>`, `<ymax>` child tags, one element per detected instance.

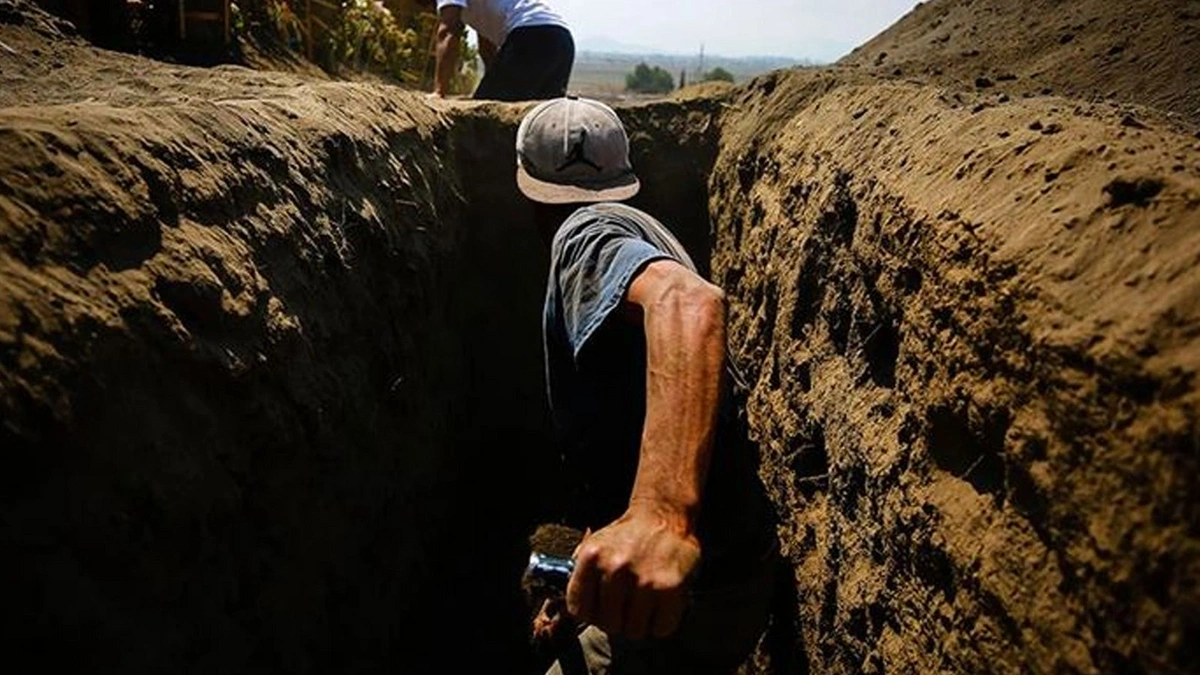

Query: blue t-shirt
<box><xmin>542</xmin><ymin>202</ymin><xmax>774</xmax><ymax>586</ymax></box>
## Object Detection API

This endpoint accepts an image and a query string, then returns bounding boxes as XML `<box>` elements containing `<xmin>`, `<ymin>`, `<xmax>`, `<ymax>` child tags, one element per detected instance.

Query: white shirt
<box><xmin>436</xmin><ymin>0</ymin><xmax>568</xmax><ymax>47</ymax></box>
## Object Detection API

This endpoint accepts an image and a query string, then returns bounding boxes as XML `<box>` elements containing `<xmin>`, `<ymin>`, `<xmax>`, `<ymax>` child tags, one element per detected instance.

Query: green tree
<box><xmin>625</xmin><ymin>62</ymin><xmax>674</xmax><ymax>94</ymax></box>
<box><xmin>702</xmin><ymin>66</ymin><xmax>734</xmax><ymax>83</ymax></box>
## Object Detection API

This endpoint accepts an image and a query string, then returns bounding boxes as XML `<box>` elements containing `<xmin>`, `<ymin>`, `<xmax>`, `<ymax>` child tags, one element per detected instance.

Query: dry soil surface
<box><xmin>2</xmin><ymin>0</ymin><xmax>1199</xmax><ymax>673</ymax></box>
<box><xmin>842</xmin><ymin>0</ymin><xmax>1200</xmax><ymax>129</ymax></box>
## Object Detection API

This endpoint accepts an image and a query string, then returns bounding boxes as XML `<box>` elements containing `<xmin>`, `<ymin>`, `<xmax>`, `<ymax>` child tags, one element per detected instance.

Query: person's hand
<box><xmin>531</xmin><ymin>597</ymin><xmax>567</xmax><ymax>643</ymax></box>
<box><xmin>565</xmin><ymin>501</ymin><xmax>701</xmax><ymax>640</ymax></box>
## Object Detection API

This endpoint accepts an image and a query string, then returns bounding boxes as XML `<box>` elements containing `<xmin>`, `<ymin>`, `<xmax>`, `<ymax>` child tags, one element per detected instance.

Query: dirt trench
<box><xmin>3</xmin><ymin>2</ymin><xmax>1200</xmax><ymax>670</ymax></box>
<box><xmin>0</xmin><ymin>23</ymin><xmax>724</xmax><ymax>668</ymax></box>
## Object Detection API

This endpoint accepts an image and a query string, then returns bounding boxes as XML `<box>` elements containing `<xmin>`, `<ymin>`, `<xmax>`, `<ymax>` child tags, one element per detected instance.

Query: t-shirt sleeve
<box><xmin>549</xmin><ymin>213</ymin><xmax>676</xmax><ymax>360</ymax></box>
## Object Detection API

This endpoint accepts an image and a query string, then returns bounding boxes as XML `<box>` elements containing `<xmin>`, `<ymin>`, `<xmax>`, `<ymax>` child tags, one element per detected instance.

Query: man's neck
<box><xmin>533</xmin><ymin>202</ymin><xmax>587</xmax><ymax>247</ymax></box>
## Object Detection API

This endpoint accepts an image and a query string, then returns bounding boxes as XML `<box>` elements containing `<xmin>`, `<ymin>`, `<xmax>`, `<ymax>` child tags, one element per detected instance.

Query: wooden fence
<box><xmin>174</xmin><ymin>0</ymin><xmax>342</xmax><ymax>58</ymax></box>
<box><xmin>295</xmin><ymin>0</ymin><xmax>340</xmax><ymax>60</ymax></box>
<box><xmin>177</xmin><ymin>0</ymin><xmax>232</xmax><ymax>45</ymax></box>
<box><xmin>169</xmin><ymin>0</ymin><xmax>437</xmax><ymax>80</ymax></box>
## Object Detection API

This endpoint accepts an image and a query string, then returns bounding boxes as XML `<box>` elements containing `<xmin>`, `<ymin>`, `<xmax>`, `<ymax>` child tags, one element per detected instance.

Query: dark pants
<box><xmin>473</xmin><ymin>25</ymin><xmax>574</xmax><ymax>102</ymax></box>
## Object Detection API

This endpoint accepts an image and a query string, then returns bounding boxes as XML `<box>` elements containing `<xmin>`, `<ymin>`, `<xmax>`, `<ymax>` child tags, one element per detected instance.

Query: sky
<box><xmin>544</xmin><ymin>0</ymin><xmax>923</xmax><ymax>62</ymax></box>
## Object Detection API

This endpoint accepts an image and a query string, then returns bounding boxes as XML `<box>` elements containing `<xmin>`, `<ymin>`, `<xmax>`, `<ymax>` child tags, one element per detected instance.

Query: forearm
<box><xmin>433</xmin><ymin>25</ymin><xmax>460</xmax><ymax>95</ymax></box>
<box><xmin>628</xmin><ymin>267</ymin><xmax>726</xmax><ymax>533</ymax></box>
<box><xmin>566</xmin><ymin>259</ymin><xmax>720</xmax><ymax>638</ymax></box>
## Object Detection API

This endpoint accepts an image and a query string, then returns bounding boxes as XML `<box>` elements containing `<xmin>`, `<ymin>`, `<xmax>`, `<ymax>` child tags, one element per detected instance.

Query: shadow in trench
<box><xmin>759</xmin><ymin>554</ymin><xmax>810</xmax><ymax>675</ymax></box>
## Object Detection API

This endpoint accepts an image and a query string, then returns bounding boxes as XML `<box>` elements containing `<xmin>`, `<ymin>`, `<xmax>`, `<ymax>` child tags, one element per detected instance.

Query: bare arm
<box><xmin>566</xmin><ymin>258</ymin><xmax>725</xmax><ymax>640</ymax></box>
<box><xmin>478</xmin><ymin>35</ymin><xmax>498</xmax><ymax>71</ymax></box>
<box><xmin>629</xmin><ymin>259</ymin><xmax>723</xmax><ymax>527</ymax></box>
<box><xmin>433</xmin><ymin>6</ymin><xmax>463</xmax><ymax>97</ymax></box>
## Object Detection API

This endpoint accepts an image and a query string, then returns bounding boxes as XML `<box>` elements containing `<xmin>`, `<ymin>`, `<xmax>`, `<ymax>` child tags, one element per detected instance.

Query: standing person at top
<box><xmin>417</xmin><ymin>0</ymin><xmax>574</xmax><ymax>101</ymax></box>
<box><xmin>516</xmin><ymin>95</ymin><xmax>781</xmax><ymax>674</ymax></box>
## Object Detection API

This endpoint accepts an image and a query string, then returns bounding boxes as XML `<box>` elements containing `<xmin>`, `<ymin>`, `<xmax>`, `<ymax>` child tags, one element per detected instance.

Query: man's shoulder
<box><xmin>585</xmin><ymin>202</ymin><xmax>653</xmax><ymax>218</ymax></box>
<box><xmin>573</xmin><ymin>202</ymin><xmax>696</xmax><ymax>270</ymax></box>
<box><xmin>561</xmin><ymin>202</ymin><xmax>656</xmax><ymax>228</ymax></box>
<box><xmin>551</xmin><ymin>203</ymin><xmax>650</xmax><ymax>245</ymax></box>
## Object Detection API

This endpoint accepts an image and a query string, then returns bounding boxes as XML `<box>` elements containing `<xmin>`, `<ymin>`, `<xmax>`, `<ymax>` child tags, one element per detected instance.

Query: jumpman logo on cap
<box><xmin>556</xmin><ymin>128</ymin><xmax>603</xmax><ymax>173</ymax></box>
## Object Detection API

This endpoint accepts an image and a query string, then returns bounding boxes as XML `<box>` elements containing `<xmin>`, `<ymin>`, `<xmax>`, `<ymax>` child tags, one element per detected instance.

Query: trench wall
<box><xmin>714</xmin><ymin>69</ymin><xmax>1200</xmax><ymax>675</ymax></box>
<box><xmin>3</xmin><ymin>35</ymin><xmax>1199</xmax><ymax>674</ymax></box>
<box><xmin>0</xmin><ymin>76</ymin><xmax>723</xmax><ymax>671</ymax></box>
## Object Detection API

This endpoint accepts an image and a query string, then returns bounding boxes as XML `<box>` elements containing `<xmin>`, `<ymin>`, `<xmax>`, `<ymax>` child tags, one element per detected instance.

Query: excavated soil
<box><xmin>2</xmin><ymin>0</ymin><xmax>1199</xmax><ymax>673</ymax></box>
<box><xmin>841</xmin><ymin>0</ymin><xmax>1200</xmax><ymax>129</ymax></box>
<box><xmin>715</xmin><ymin>68</ymin><xmax>1200</xmax><ymax>675</ymax></box>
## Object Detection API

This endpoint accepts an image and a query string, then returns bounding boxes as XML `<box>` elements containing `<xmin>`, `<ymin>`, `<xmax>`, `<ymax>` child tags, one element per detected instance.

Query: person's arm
<box><xmin>432</xmin><ymin>5</ymin><xmax>464</xmax><ymax>97</ymax></box>
<box><xmin>478</xmin><ymin>34</ymin><xmax>498</xmax><ymax>71</ymax></box>
<box><xmin>566</xmin><ymin>258</ymin><xmax>725</xmax><ymax>640</ymax></box>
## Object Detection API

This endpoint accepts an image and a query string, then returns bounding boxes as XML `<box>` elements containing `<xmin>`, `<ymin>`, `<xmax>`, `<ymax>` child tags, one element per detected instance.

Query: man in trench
<box><xmin>417</xmin><ymin>0</ymin><xmax>574</xmax><ymax>101</ymax></box>
<box><xmin>516</xmin><ymin>95</ymin><xmax>781</xmax><ymax>674</ymax></box>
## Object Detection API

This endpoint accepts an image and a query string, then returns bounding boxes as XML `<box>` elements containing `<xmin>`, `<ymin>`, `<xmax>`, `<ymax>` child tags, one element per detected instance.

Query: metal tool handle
<box><xmin>526</xmin><ymin>551</ymin><xmax>575</xmax><ymax>592</ymax></box>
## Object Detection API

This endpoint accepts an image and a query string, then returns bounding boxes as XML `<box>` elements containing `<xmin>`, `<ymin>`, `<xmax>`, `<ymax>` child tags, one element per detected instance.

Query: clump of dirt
<box><xmin>842</xmin><ymin>0</ymin><xmax>1200</xmax><ymax>128</ymax></box>
<box><xmin>0</xmin><ymin>3</ymin><xmax>325</xmax><ymax>108</ymax></box>
<box><xmin>0</xmin><ymin>0</ymin><xmax>73</xmax><ymax>37</ymax></box>
<box><xmin>236</xmin><ymin>32</ymin><xmax>333</xmax><ymax>82</ymax></box>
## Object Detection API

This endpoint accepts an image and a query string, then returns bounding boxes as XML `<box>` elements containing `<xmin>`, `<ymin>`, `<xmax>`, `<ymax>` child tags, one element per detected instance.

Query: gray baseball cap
<box><xmin>515</xmin><ymin>96</ymin><xmax>641</xmax><ymax>204</ymax></box>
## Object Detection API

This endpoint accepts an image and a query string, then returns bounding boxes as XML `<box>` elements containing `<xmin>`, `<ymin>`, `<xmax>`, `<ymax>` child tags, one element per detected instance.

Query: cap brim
<box><xmin>516</xmin><ymin>167</ymin><xmax>641</xmax><ymax>204</ymax></box>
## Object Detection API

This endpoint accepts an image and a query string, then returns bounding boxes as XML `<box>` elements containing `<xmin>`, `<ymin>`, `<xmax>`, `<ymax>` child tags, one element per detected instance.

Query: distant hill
<box><xmin>575</xmin><ymin>35</ymin><xmax>660</xmax><ymax>54</ymax></box>
<box><xmin>570</xmin><ymin>49</ymin><xmax>813</xmax><ymax>100</ymax></box>
<box><xmin>577</xmin><ymin>48</ymin><xmax>811</xmax><ymax>72</ymax></box>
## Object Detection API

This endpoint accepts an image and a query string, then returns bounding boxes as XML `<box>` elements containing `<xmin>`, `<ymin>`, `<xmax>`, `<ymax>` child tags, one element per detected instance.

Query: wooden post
<box><xmin>306</xmin><ymin>0</ymin><xmax>314</xmax><ymax>60</ymax></box>
<box><xmin>224</xmin><ymin>0</ymin><xmax>231</xmax><ymax>45</ymax></box>
<box><xmin>178</xmin><ymin>0</ymin><xmax>187</xmax><ymax>40</ymax></box>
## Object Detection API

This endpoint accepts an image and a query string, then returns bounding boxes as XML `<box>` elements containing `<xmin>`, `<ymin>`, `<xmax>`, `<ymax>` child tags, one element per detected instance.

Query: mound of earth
<box><xmin>715</xmin><ymin>67</ymin><xmax>1200</xmax><ymax>675</ymax></box>
<box><xmin>0</xmin><ymin>1</ymin><xmax>325</xmax><ymax>108</ymax></box>
<box><xmin>842</xmin><ymin>0</ymin><xmax>1200</xmax><ymax>127</ymax></box>
<box><xmin>2</xmin><ymin>0</ymin><xmax>1198</xmax><ymax>673</ymax></box>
